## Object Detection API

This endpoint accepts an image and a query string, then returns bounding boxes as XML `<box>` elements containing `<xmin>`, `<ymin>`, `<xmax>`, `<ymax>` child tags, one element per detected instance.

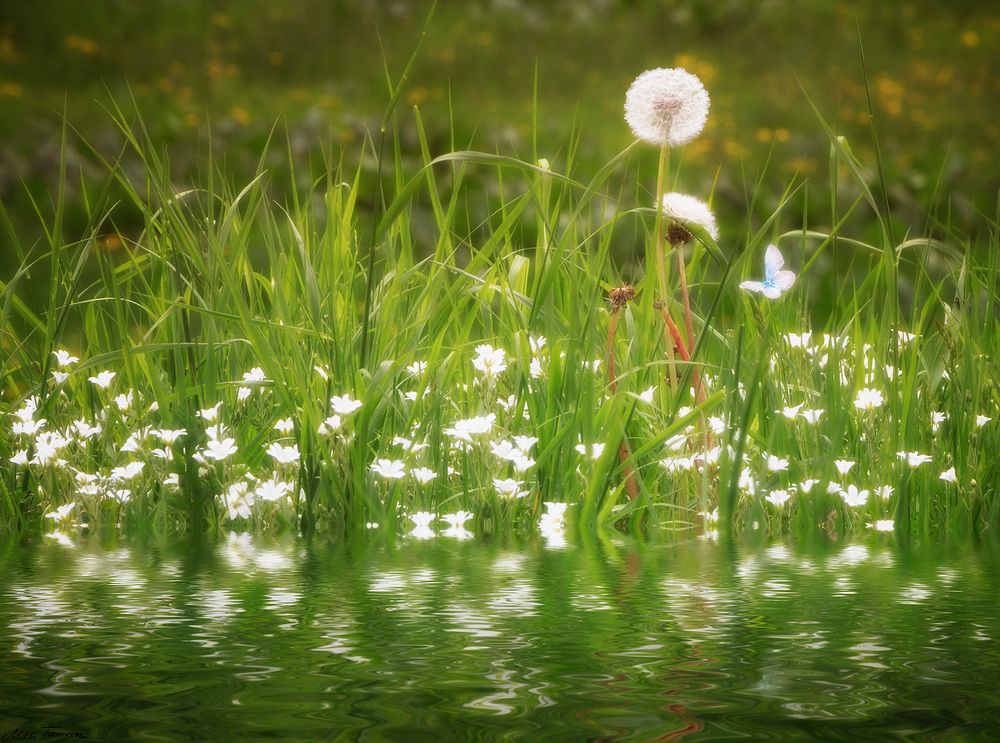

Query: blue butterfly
<box><xmin>740</xmin><ymin>244</ymin><xmax>796</xmax><ymax>299</ymax></box>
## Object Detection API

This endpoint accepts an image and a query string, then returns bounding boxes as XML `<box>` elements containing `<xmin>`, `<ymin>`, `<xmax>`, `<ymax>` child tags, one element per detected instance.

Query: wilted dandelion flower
<box><xmin>854</xmin><ymin>388</ymin><xmax>884</xmax><ymax>410</ymax></box>
<box><xmin>624</xmin><ymin>67</ymin><xmax>710</xmax><ymax>147</ymax></box>
<box><xmin>660</xmin><ymin>192</ymin><xmax>719</xmax><ymax>241</ymax></box>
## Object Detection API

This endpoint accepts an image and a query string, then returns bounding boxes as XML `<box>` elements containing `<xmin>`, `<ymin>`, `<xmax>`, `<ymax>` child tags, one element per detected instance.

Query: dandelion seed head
<box><xmin>660</xmin><ymin>192</ymin><xmax>719</xmax><ymax>241</ymax></box>
<box><xmin>624</xmin><ymin>67</ymin><xmax>710</xmax><ymax>147</ymax></box>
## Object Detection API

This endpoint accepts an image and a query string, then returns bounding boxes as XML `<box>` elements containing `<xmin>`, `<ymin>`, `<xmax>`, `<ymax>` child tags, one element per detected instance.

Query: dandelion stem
<box><xmin>606</xmin><ymin>291</ymin><xmax>639</xmax><ymax>502</ymax></box>
<box><xmin>652</xmin><ymin>144</ymin><xmax>678</xmax><ymax>389</ymax></box>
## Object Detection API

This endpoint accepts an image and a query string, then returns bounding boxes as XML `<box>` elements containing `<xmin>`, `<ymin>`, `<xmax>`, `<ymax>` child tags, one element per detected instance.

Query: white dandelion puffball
<box><xmin>660</xmin><ymin>192</ymin><xmax>719</xmax><ymax>240</ymax></box>
<box><xmin>624</xmin><ymin>67</ymin><xmax>710</xmax><ymax>147</ymax></box>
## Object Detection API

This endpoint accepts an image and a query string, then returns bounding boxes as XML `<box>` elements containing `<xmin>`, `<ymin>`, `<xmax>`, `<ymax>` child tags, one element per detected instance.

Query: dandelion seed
<box><xmin>370</xmin><ymin>459</ymin><xmax>406</xmax><ymax>479</ymax></box>
<box><xmin>88</xmin><ymin>370</ymin><xmax>116</xmax><ymax>389</ymax></box>
<box><xmin>940</xmin><ymin>467</ymin><xmax>957</xmax><ymax>483</ymax></box>
<box><xmin>854</xmin><ymin>388</ymin><xmax>884</xmax><ymax>410</ymax></box>
<box><xmin>840</xmin><ymin>485</ymin><xmax>870</xmax><ymax>507</ymax></box>
<box><xmin>52</xmin><ymin>350</ymin><xmax>79</xmax><ymax>367</ymax></box>
<box><xmin>834</xmin><ymin>459</ymin><xmax>855</xmax><ymax>476</ymax></box>
<box><xmin>624</xmin><ymin>67</ymin><xmax>710</xmax><ymax>147</ymax></box>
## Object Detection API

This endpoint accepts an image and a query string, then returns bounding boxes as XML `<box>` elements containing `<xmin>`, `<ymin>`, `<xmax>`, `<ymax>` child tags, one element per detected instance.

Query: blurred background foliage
<box><xmin>0</xmin><ymin>0</ymin><xmax>996</xmax><ymax>271</ymax></box>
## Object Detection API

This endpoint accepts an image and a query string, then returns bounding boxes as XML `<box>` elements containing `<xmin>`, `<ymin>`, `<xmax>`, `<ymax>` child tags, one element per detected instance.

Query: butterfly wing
<box><xmin>739</xmin><ymin>280</ymin><xmax>765</xmax><ymax>294</ymax></box>
<box><xmin>764</xmin><ymin>244</ymin><xmax>785</xmax><ymax>281</ymax></box>
<box><xmin>773</xmin><ymin>270</ymin><xmax>796</xmax><ymax>292</ymax></box>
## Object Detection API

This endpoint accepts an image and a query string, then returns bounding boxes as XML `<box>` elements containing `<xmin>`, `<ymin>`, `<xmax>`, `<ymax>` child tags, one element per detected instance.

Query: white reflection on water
<box><xmin>197</xmin><ymin>587</ymin><xmax>242</xmax><ymax>623</ymax></box>
<box><xmin>898</xmin><ymin>582</ymin><xmax>932</xmax><ymax>604</ymax></box>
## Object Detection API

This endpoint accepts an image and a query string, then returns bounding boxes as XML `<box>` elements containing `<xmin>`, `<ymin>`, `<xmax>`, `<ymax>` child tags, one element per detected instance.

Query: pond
<box><xmin>2</xmin><ymin>530</ymin><xmax>999</xmax><ymax>740</ymax></box>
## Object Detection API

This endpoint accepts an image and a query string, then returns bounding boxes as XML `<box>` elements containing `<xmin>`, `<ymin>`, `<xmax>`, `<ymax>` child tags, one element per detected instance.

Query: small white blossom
<box><xmin>52</xmin><ymin>350</ymin><xmax>79</xmax><ymax>367</ymax></box>
<box><xmin>939</xmin><ymin>467</ymin><xmax>957</xmax><ymax>484</ymax></box>
<box><xmin>267</xmin><ymin>442</ymin><xmax>300</xmax><ymax>465</ymax></box>
<box><xmin>854</xmin><ymin>388</ymin><xmax>884</xmax><ymax>410</ymax></box>
<box><xmin>88</xmin><ymin>370</ymin><xmax>116</xmax><ymax>389</ymax></box>
<box><xmin>330</xmin><ymin>395</ymin><xmax>363</xmax><ymax>415</ymax></box>
<box><xmin>371</xmin><ymin>459</ymin><xmax>406</xmax><ymax>479</ymax></box>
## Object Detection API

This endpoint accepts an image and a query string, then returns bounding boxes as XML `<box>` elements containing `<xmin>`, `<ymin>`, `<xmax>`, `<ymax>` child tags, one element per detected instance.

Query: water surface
<box><xmin>2</xmin><ymin>531</ymin><xmax>999</xmax><ymax>741</ymax></box>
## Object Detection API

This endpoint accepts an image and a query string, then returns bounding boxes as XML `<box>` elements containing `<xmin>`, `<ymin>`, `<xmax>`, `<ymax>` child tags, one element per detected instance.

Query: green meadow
<box><xmin>1</xmin><ymin>1</ymin><xmax>997</xmax><ymax>539</ymax></box>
